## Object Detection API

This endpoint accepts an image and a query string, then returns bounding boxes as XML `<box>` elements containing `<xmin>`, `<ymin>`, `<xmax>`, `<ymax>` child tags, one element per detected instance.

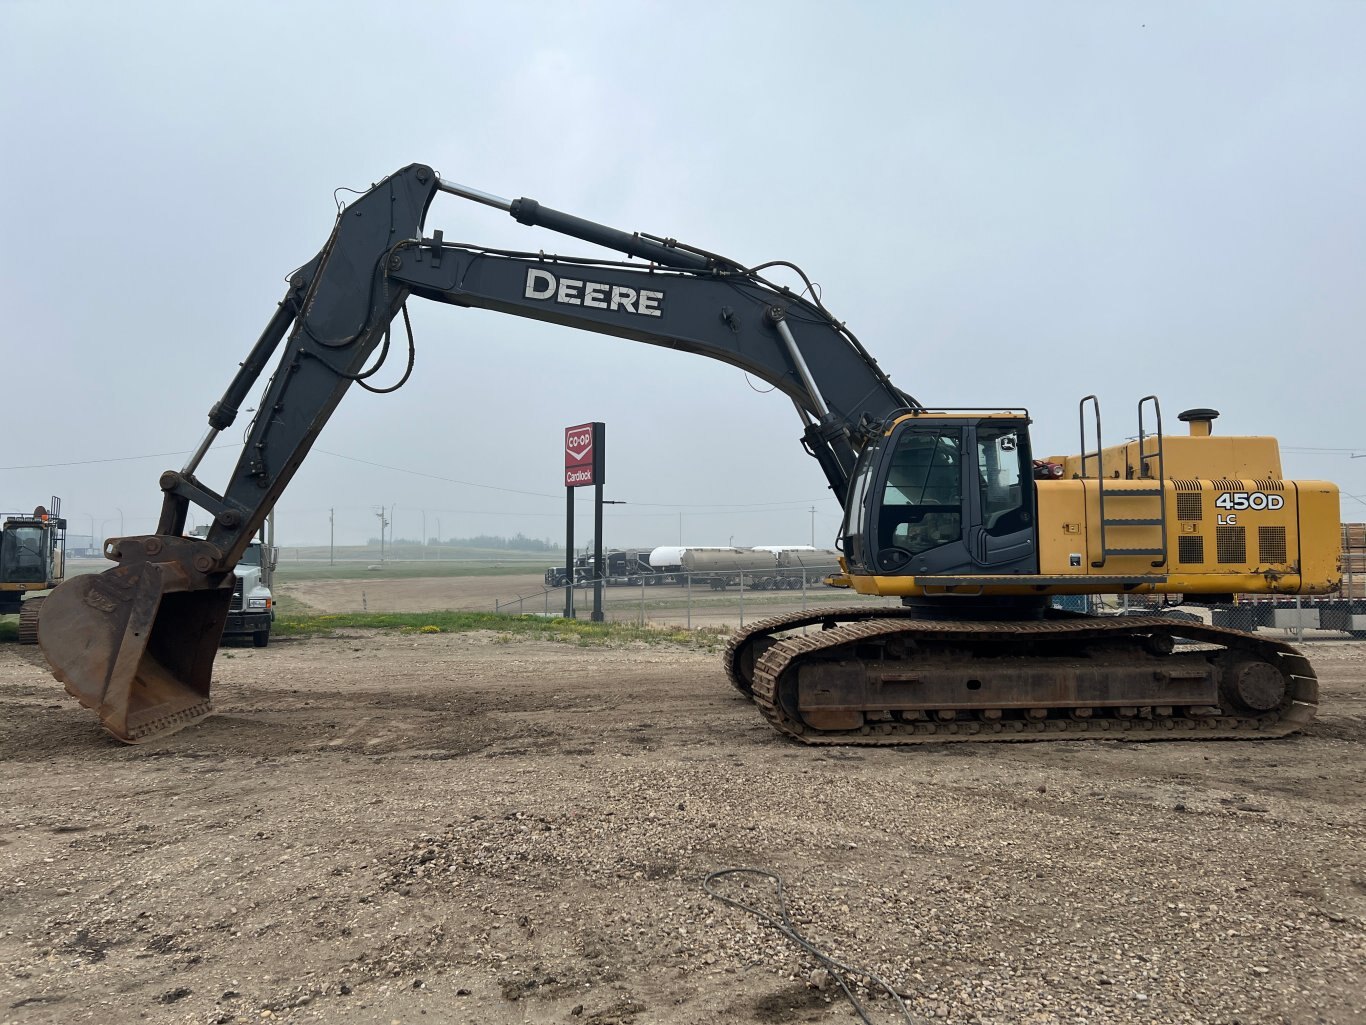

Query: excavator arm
<box><xmin>39</xmin><ymin>162</ymin><xmax>911</xmax><ymax>742</ymax></box>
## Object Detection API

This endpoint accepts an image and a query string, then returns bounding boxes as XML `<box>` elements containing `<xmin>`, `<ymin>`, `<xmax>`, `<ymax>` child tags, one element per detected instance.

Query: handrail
<box><xmin>1136</xmin><ymin>395</ymin><xmax>1165</xmax><ymax>481</ymax></box>
<box><xmin>1136</xmin><ymin>395</ymin><xmax>1168</xmax><ymax>567</ymax></box>
<box><xmin>1078</xmin><ymin>395</ymin><xmax>1108</xmax><ymax>567</ymax></box>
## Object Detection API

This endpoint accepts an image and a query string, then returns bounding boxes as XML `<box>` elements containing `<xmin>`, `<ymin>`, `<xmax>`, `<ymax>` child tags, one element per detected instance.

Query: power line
<box><xmin>0</xmin><ymin>450</ymin><xmax>193</xmax><ymax>471</ymax></box>
<box><xmin>2</xmin><ymin>445</ymin><xmax>838</xmax><ymax>512</ymax></box>
<box><xmin>315</xmin><ymin>449</ymin><xmax>563</xmax><ymax>500</ymax></box>
<box><xmin>313</xmin><ymin>450</ymin><xmax>834</xmax><ymax>510</ymax></box>
<box><xmin>1283</xmin><ymin>446</ymin><xmax>1366</xmax><ymax>454</ymax></box>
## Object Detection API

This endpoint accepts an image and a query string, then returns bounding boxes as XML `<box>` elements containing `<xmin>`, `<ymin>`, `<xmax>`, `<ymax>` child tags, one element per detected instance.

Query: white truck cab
<box><xmin>226</xmin><ymin>540</ymin><xmax>277</xmax><ymax>647</ymax></box>
<box><xmin>190</xmin><ymin>518</ymin><xmax>277</xmax><ymax>647</ymax></box>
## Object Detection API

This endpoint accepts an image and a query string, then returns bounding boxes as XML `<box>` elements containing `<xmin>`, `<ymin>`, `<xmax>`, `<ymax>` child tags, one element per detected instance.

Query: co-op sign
<box><xmin>564</xmin><ymin>422</ymin><xmax>605</xmax><ymax>488</ymax></box>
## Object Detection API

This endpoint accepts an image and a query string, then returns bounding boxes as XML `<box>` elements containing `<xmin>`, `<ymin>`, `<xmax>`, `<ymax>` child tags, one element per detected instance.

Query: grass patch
<box><xmin>271</xmin><ymin>591</ymin><xmax>321</xmax><ymax>615</ymax></box>
<box><xmin>0</xmin><ymin>609</ymin><xmax>725</xmax><ymax>650</ymax></box>
<box><xmin>274</xmin><ymin>610</ymin><xmax>727</xmax><ymax>651</ymax></box>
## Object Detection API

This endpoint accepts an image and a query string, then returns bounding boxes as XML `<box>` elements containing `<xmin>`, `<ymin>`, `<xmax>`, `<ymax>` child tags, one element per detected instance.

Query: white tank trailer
<box><xmin>638</xmin><ymin>546</ymin><xmax>683</xmax><ymax>585</ymax></box>
<box><xmin>677</xmin><ymin>547</ymin><xmax>842</xmax><ymax>590</ymax></box>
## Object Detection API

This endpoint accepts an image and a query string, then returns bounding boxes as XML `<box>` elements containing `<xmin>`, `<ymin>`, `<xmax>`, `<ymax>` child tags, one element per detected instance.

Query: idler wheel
<box><xmin>1220</xmin><ymin>659</ymin><xmax>1285</xmax><ymax>713</ymax></box>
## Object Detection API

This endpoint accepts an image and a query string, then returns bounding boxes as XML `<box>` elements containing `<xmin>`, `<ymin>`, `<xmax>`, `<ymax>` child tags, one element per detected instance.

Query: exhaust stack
<box><xmin>1178</xmin><ymin>407</ymin><xmax>1220</xmax><ymax>438</ymax></box>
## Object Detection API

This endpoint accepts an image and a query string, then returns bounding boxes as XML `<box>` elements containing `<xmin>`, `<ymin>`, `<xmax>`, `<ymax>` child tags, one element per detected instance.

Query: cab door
<box><xmin>862</xmin><ymin>418</ymin><xmax>1037</xmax><ymax>577</ymax></box>
<box><xmin>967</xmin><ymin>421</ymin><xmax>1037</xmax><ymax>572</ymax></box>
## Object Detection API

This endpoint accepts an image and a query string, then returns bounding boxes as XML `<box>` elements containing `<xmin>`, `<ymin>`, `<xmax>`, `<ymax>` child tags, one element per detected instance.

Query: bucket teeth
<box><xmin>39</xmin><ymin>536</ymin><xmax>232</xmax><ymax>744</ymax></box>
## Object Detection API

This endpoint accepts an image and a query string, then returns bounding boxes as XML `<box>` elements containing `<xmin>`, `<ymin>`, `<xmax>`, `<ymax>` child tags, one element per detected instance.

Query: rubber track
<box><xmin>723</xmin><ymin>605</ymin><xmax>918</xmax><ymax>697</ymax></box>
<box><xmin>744</xmin><ymin>614</ymin><xmax>1317</xmax><ymax>745</ymax></box>
<box><xmin>17</xmin><ymin>596</ymin><xmax>43</xmax><ymax>645</ymax></box>
<box><xmin>722</xmin><ymin>603</ymin><xmax>1089</xmax><ymax>697</ymax></box>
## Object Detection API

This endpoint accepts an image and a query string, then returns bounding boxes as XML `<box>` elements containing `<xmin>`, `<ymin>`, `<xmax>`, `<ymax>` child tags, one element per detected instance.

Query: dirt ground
<box><xmin>1</xmin><ymin>578</ymin><xmax>1364</xmax><ymax>1025</ymax></box>
<box><xmin>280</xmin><ymin>574</ymin><xmax>550</xmax><ymax>615</ymax></box>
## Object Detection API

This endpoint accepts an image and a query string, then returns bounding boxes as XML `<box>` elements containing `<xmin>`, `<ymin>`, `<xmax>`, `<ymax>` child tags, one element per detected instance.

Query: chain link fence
<box><xmin>495</xmin><ymin>571</ymin><xmax>901</xmax><ymax>629</ymax></box>
<box><xmin>1206</xmin><ymin>597</ymin><xmax>1366</xmax><ymax>641</ymax></box>
<box><xmin>1058</xmin><ymin>595</ymin><xmax>1366</xmax><ymax>643</ymax></box>
<box><xmin>495</xmin><ymin>578</ymin><xmax>1366</xmax><ymax>640</ymax></box>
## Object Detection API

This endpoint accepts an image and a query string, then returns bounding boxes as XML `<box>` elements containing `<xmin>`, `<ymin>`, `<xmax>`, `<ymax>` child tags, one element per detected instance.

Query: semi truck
<box><xmin>226</xmin><ymin>539</ymin><xmax>277</xmax><ymax>646</ymax></box>
<box><xmin>191</xmin><ymin>517</ymin><xmax>277</xmax><ymax>647</ymax></box>
<box><xmin>545</xmin><ymin>549</ymin><xmax>656</xmax><ymax>588</ymax></box>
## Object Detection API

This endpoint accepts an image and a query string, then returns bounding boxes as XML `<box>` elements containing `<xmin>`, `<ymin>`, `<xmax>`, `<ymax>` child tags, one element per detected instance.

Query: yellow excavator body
<box><xmin>840</xmin><ymin>409</ymin><xmax>1340</xmax><ymax>601</ymax></box>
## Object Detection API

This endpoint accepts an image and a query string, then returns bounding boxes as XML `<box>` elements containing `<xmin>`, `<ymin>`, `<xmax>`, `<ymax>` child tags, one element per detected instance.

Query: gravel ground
<box><xmin>0</xmin><ymin>625</ymin><xmax>1362</xmax><ymax>1025</ymax></box>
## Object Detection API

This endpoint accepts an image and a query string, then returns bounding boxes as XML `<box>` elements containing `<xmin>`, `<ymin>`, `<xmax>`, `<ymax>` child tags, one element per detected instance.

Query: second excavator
<box><xmin>38</xmin><ymin>164</ymin><xmax>1339</xmax><ymax>744</ymax></box>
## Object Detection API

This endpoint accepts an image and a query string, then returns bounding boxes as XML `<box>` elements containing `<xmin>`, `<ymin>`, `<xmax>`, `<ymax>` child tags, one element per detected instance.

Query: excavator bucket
<box><xmin>38</xmin><ymin>536</ymin><xmax>233</xmax><ymax>744</ymax></box>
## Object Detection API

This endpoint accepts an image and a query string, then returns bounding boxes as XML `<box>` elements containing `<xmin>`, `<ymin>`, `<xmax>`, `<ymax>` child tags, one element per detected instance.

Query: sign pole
<box><xmin>592</xmin><ymin>424</ymin><xmax>606</xmax><ymax>622</ymax></box>
<box><xmin>563</xmin><ymin>421</ymin><xmax>605</xmax><ymax>621</ymax></box>
<box><xmin>564</xmin><ymin>487</ymin><xmax>574</xmax><ymax>619</ymax></box>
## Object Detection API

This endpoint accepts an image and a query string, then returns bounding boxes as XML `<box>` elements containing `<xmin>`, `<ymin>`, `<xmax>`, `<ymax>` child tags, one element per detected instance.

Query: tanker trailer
<box><xmin>648</xmin><ymin>546</ymin><xmax>686</xmax><ymax>585</ymax></box>
<box><xmin>680</xmin><ymin>547</ymin><xmax>781</xmax><ymax>590</ymax></box>
<box><xmin>775</xmin><ymin>548</ymin><xmax>844</xmax><ymax>589</ymax></box>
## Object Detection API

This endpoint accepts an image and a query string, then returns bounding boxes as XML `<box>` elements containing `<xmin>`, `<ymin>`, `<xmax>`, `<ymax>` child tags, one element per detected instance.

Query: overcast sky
<box><xmin>2</xmin><ymin>1</ymin><xmax>1363</xmax><ymax>552</ymax></box>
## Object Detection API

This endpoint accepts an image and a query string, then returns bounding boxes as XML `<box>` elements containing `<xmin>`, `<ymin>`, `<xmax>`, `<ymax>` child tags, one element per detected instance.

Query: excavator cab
<box><xmin>841</xmin><ymin>412</ymin><xmax>1037</xmax><ymax>580</ymax></box>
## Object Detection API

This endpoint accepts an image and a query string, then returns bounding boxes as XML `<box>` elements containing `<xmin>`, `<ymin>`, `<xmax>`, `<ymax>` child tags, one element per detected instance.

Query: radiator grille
<box><xmin>1178</xmin><ymin>536</ymin><xmax>1205</xmax><ymax>564</ymax></box>
<box><xmin>1177</xmin><ymin>493</ymin><xmax>1203</xmax><ymax>521</ymax></box>
<box><xmin>1253</xmin><ymin>479</ymin><xmax>1285</xmax><ymax>491</ymax></box>
<box><xmin>1259</xmin><ymin>526</ymin><xmax>1288</xmax><ymax>564</ymax></box>
<box><xmin>1172</xmin><ymin>479</ymin><xmax>1202</xmax><ymax>492</ymax></box>
<box><xmin>1216</xmin><ymin>526</ymin><xmax>1247</xmax><ymax>564</ymax></box>
<box><xmin>229</xmin><ymin>577</ymin><xmax>244</xmax><ymax>613</ymax></box>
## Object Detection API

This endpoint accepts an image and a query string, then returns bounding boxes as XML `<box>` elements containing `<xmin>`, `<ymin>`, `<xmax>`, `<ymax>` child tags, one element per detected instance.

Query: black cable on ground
<box><xmin>703</xmin><ymin>867</ymin><xmax>917</xmax><ymax>1024</ymax></box>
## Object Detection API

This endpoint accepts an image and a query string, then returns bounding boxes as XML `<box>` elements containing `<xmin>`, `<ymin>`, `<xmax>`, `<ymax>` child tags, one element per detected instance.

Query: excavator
<box><xmin>38</xmin><ymin>163</ymin><xmax>1340</xmax><ymax>744</ymax></box>
<box><xmin>2</xmin><ymin>499</ymin><xmax>66</xmax><ymax>644</ymax></box>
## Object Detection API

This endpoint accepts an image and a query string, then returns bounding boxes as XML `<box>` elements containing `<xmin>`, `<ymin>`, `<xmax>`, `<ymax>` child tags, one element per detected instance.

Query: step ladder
<box><xmin>1078</xmin><ymin>395</ymin><xmax>1169</xmax><ymax>569</ymax></box>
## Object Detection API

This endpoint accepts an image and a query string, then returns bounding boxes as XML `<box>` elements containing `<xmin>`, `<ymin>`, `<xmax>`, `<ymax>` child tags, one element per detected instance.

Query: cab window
<box><xmin>879</xmin><ymin>428</ymin><xmax>962</xmax><ymax>555</ymax></box>
<box><xmin>977</xmin><ymin>425</ymin><xmax>1029</xmax><ymax>536</ymax></box>
<box><xmin>840</xmin><ymin>447</ymin><xmax>877</xmax><ymax>541</ymax></box>
<box><xmin>0</xmin><ymin>527</ymin><xmax>47</xmax><ymax>583</ymax></box>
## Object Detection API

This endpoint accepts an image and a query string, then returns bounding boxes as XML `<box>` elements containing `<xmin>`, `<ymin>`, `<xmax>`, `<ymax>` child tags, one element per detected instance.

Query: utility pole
<box><xmin>329</xmin><ymin>508</ymin><xmax>334</xmax><ymax>566</ymax></box>
<box><xmin>810</xmin><ymin>505</ymin><xmax>816</xmax><ymax>547</ymax></box>
<box><xmin>375</xmin><ymin>508</ymin><xmax>389</xmax><ymax>564</ymax></box>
